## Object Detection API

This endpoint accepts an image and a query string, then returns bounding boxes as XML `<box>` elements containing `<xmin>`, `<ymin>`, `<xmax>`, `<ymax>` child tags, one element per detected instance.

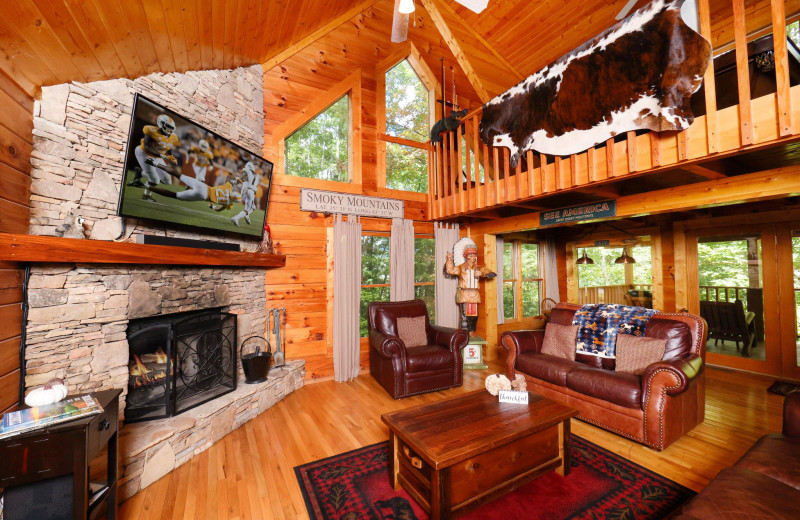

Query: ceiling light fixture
<box><xmin>398</xmin><ymin>0</ymin><xmax>415</xmax><ymax>14</ymax></box>
<box><xmin>614</xmin><ymin>248</ymin><xmax>636</xmax><ymax>264</ymax></box>
<box><xmin>576</xmin><ymin>249</ymin><xmax>595</xmax><ymax>265</ymax></box>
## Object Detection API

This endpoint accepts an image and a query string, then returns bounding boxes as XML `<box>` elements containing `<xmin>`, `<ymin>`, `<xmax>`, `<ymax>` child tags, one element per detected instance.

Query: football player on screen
<box><xmin>145</xmin><ymin>157</ymin><xmax>242</xmax><ymax>212</ymax></box>
<box><xmin>189</xmin><ymin>139</ymin><xmax>214</xmax><ymax>180</ymax></box>
<box><xmin>132</xmin><ymin>114</ymin><xmax>181</xmax><ymax>200</ymax></box>
<box><xmin>231</xmin><ymin>162</ymin><xmax>259</xmax><ymax>226</ymax></box>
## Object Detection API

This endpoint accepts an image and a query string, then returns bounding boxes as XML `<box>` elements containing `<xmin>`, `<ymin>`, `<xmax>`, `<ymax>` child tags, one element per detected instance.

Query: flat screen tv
<box><xmin>117</xmin><ymin>93</ymin><xmax>273</xmax><ymax>239</ymax></box>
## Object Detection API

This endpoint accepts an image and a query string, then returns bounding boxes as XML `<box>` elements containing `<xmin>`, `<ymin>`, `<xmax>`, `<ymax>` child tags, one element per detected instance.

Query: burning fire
<box><xmin>129</xmin><ymin>348</ymin><xmax>169</xmax><ymax>389</ymax></box>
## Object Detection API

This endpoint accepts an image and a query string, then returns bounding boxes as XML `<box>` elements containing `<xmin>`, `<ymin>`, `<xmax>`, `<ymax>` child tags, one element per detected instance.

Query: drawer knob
<box><xmin>99</xmin><ymin>419</ymin><xmax>110</xmax><ymax>431</ymax></box>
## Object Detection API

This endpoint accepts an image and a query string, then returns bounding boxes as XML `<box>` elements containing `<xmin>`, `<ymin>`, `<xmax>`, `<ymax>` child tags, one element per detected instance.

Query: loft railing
<box><xmin>427</xmin><ymin>0</ymin><xmax>799</xmax><ymax>220</ymax></box>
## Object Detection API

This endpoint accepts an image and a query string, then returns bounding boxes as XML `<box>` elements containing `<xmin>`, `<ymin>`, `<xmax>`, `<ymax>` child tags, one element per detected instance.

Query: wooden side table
<box><xmin>0</xmin><ymin>389</ymin><xmax>121</xmax><ymax>520</ymax></box>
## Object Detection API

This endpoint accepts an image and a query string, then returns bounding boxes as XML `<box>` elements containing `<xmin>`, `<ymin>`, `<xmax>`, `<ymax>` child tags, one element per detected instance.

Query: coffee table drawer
<box><xmin>450</xmin><ymin>426</ymin><xmax>559</xmax><ymax>506</ymax></box>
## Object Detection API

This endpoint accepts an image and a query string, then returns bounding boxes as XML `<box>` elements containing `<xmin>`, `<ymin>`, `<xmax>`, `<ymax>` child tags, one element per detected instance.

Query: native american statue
<box><xmin>445</xmin><ymin>237</ymin><xmax>496</xmax><ymax>334</ymax></box>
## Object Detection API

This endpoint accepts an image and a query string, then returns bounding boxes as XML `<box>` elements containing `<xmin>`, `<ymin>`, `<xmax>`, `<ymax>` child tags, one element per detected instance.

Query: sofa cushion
<box><xmin>541</xmin><ymin>323</ymin><xmax>578</xmax><ymax>360</ymax></box>
<box><xmin>735</xmin><ymin>434</ymin><xmax>800</xmax><ymax>489</ymax></box>
<box><xmin>566</xmin><ymin>365</ymin><xmax>642</xmax><ymax>409</ymax></box>
<box><xmin>615</xmin><ymin>334</ymin><xmax>667</xmax><ymax>375</ymax></box>
<box><xmin>646</xmin><ymin>317</ymin><xmax>692</xmax><ymax>360</ymax></box>
<box><xmin>405</xmin><ymin>346</ymin><xmax>453</xmax><ymax>372</ymax></box>
<box><xmin>516</xmin><ymin>352</ymin><xmax>574</xmax><ymax>387</ymax></box>
<box><xmin>397</xmin><ymin>316</ymin><xmax>427</xmax><ymax>347</ymax></box>
<box><xmin>679</xmin><ymin>466</ymin><xmax>800</xmax><ymax>520</ymax></box>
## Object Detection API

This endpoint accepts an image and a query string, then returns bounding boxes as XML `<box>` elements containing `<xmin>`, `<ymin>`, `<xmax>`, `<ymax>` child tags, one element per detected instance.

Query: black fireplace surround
<box><xmin>125</xmin><ymin>308</ymin><xmax>237</xmax><ymax>422</ymax></box>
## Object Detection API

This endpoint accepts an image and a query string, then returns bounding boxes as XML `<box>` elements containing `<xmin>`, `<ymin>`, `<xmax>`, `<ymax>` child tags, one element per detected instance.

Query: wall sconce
<box><xmin>576</xmin><ymin>249</ymin><xmax>594</xmax><ymax>264</ymax></box>
<box><xmin>614</xmin><ymin>248</ymin><xmax>636</xmax><ymax>264</ymax></box>
<box><xmin>398</xmin><ymin>0</ymin><xmax>415</xmax><ymax>14</ymax></box>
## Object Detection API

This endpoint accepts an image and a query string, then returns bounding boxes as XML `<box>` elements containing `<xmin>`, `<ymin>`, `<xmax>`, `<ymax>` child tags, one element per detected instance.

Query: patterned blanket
<box><xmin>572</xmin><ymin>303</ymin><xmax>657</xmax><ymax>358</ymax></box>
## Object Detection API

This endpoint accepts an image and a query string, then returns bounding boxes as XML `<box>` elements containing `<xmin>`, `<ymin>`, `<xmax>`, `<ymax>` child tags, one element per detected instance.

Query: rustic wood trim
<box><xmin>732</xmin><ymin>0</ymin><xmax>753</xmax><ymax>145</ymax></box>
<box><xmin>0</xmin><ymin>233</ymin><xmax>286</xmax><ymax>267</ymax></box>
<box><xmin>772</xmin><ymin>0</ymin><xmax>792</xmax><ymax>136</ymax></box>
<box><xmin>698</xmin><ymin>0</ymin><xmax>718</xmax><ymax>154</ymax></box>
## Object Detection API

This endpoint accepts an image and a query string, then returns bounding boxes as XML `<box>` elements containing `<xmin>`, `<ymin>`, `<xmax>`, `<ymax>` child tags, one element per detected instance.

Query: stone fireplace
<box><xmin>17</xmin><ymin>65</ymin><xmax>305</xmax><ymax>501</ymax></box>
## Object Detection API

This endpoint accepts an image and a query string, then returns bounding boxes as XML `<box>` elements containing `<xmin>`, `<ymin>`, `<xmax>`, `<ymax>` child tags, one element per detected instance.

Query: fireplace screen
<box><xmin>125</xmin><ymin>308</ymin><xmax>237</xmax><ymax>422</ymax></box>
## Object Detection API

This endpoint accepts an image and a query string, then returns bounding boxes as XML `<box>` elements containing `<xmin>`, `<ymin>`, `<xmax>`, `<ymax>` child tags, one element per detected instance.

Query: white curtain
<box><xmin>540</xmin><ymin>235</ymin><xmax>561</xmax><ymax>303</ymax></box>
<box><xmin>333</xmin><ymin>214</ymin><xmax>362</xmax><ymax>382</ymax></box>
<box><xmin>496</xmin><ymin>236</ymin><xmax>504</xmax><ymax>324</ymax></box>
<box><xmin>390</xmin><ymin>218</ymin><xmax>415</xmax><ymax>301</ymax></box>
<box><xmin>434</xmin><ymin>222</ymin><xmax>460</xmax><ymax>327</ymax></box>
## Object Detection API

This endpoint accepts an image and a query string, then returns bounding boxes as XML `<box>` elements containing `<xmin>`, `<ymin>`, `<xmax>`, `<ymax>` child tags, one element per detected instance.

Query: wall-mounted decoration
<box><xmin>300</xmin><ymin>189</ymin><xmax>404</xmax><ymax>219</ymax></box>
<box><xmin>540</xmin><ymin>200</ymin><xmax>616</xmax><ymax>226</ymax></box>
<box><xmin>479</xmin><ymin>0</ymin><xmax>711</xmax><ymax>167</ymax></box>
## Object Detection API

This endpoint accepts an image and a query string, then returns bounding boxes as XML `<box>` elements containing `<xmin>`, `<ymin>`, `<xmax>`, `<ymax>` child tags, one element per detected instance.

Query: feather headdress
<box><xmin>452</xmin><ymin>237</ymin><xmax>477</xmax><ymax>266</ymax></box>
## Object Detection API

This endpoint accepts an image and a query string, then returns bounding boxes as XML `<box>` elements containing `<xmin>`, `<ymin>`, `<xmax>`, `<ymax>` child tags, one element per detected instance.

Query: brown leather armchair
<box><xmin>368</xmin><ymin>299</ymin><xmax>469</xmax><ymax>399</ymax></box>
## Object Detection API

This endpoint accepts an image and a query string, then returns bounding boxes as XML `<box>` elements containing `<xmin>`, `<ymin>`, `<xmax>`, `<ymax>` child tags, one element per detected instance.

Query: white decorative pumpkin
<box><xmin>24</xmin><ymin>378</ymin><xmax>69</xmax><ymax>407</ymax></box>
<box><xmin>484</xmin><ymin>373</ymin><xmax>512</xmax><ymax>396</ymax></box>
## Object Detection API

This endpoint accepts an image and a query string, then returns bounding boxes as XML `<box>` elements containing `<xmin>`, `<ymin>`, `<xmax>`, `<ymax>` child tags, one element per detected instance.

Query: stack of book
<box><xmin>0</xmin><ymin>394</ymin><xmax>103</xmax><ymax>440</ymax></box>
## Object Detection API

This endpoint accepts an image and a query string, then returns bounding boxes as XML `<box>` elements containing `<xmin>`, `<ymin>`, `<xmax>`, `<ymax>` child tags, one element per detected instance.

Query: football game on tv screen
<box><xmin>117</xmin><ymin>94</ymin><xmax>273</xmax><ymax>239</ymax></box>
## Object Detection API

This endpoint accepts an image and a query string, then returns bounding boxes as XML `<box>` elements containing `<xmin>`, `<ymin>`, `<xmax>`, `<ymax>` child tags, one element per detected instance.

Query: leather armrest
<box><xmin>784</xmin><ymin>390</ymin><xmax>800</xmax><ymax>437</ymax></box>
<box><xmin>501</xmin><ymin>330</ymin><xmax>545</xmax><ymax>380</ymax></box>
<box><xmin>429</xmin><ymin>324</ymin><xmax>469</xmax><ymax>353</ymax></box>
<box><xmin>642</xmin><ymin>355</ymin><xmax>704</xmax><ymax>396</ymax></box>
<box><xmin>369</xmin><ymin>330</ymin><xmax>404</xmax><ymax>358</ymax></box>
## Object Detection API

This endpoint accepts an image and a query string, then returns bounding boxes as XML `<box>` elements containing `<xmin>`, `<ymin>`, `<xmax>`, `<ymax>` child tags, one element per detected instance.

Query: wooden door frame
<box><xmin>682</xmin><ymin>223</ymin><xmax>782</xmax><ymax>375</ymax></box>
<box><xmin>775</xmin><ymin>225</ymin><xmax>800</xmax><ymax>381</ymax></box>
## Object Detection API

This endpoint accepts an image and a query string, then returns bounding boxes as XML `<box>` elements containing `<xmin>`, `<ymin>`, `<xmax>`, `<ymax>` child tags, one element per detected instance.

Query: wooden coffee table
<box><xmin>381</xmin><ymin>390</ymin><xmax>578</xmax><ymax>520</ymax></box>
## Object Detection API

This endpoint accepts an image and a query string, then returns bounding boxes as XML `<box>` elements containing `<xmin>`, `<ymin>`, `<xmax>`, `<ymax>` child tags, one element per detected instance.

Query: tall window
<box><xmin>503</xmin><ymin>241</ymin><xmax>542</xmax><ymax>320</ymax></box>
<box><xmin>414</xmin><ymin>237</ymin><xmax>435</xmax><ymax>323</ymax></box>
<box><xmin>384</xmin><ymin>59</ymin><xmax>431</xmax><ymax>193</ymax></box>
<box><xmin>285</xmin><ymin>95</ymin><xmax>350</xmax><ymax>182</ymax></box>
<box><xmin>576</xmin><ymin>240</ymin><xmax>653</xmax><ymax>307</ymax></box>
<box><xmin>361</xmin><ymin>234</ymin><xmax>390</xmax><ymax>337</ymax></box>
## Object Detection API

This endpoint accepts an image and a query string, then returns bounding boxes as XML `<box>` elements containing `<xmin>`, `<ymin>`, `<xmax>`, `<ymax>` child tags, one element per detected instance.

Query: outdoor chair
<box><xmin>699</xmin><ymin>299</ymin><xmax>757</xmax><ymax>356</ymax></box>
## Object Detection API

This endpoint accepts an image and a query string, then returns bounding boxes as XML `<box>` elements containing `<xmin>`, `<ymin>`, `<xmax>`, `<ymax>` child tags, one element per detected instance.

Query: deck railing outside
<box><xmin>428</xmin><ymin>0</ymin><xmax>797</xmax><ymax>220</ymax></box>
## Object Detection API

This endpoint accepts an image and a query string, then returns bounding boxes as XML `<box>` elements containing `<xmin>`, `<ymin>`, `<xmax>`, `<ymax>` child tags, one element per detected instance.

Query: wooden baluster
<box><xmin>483</xmin><ymin>141</ymin><xmax>491</xmax><ymax>208</ymax></box>
<box><xmin>555</xmin><ymin>156</ymin><xmax>564</xmax><ymax>190</ymax></box>
<box><xmin>650</xmin><ymin>132</ymin><xmax>661</xmax><ymax>168</ymax></box>
<box><xmin>772</xmin><ymin>0</ymin><xmax>792</xmax><ymax>136</ymax></box>
<box><xmin>437</xmin><ymin>140</ymin><xmax>445</xmax><ymax>219</ymax></box>
<box><xmin>473</xmin><ymin>116</ymin><xmax>483</xmax><ymax>208</ymax></box>
<box><xmin>515</xmin><ymin>151</ymin><xmax>524</xmax><ymax>200</ymax></box>
<box><xmin>454</xmin><ymin>129</ymin><xmax>463</xmax><ymax>215</ymax></box>
<box><xmin>698</xmin><ymin>0</ymin><xmax>718</xmax><ymax>153</ymax></box>
<box><xmin>587</xmin><ymin>147</ymin><xmax>597</xmax><ymax>183</ymax></box>
<box><xmin>542</xmin><ymin>153</ymin><xmax>555</xmax><ymax>193</ymax></box>
<box><xmin>464</xmin><ymin>119</ymin><xmax>473</xmax><ymax>211</ymax></box>
<box><xmin>493</xmin><ymin>147</ymin><xmax>501</xmax><ymax>206</ymax></box>
<box><xmin>677</xmin><ymin>130</ymin><xmax>688</xmax><ymax>162</ymax></box>
<box><xmin>503</xmin><ymin>148</ymin><xmax>512</xmax><ymax>202</ymax></box>
<box><xmin>527</xmin><ymin>150</ymin><xmax>539</xmax><ymax>196</ymax></box>
<box><xmin>605</xmin><ymin>137</ymin><xmax>616</xmax><ymax>178</ymax></box>
<box><xmin>443</xmin><ymin>133</ymin><xmax>451</xmax><ymax>216</ymax></box>
<box><xmin>732</xmin><ymin>0</ymin><xmax>753</xmax><ymax>145</ymax></box>
<box><xmin>626</xmin><ymin>131</ymin><xmax>637</xmax><ymax>173</ymax></box>
<box><xmin>427</xmin><ymin>145</ymin><xmax>434</xmax><ymax>220</ymax></box>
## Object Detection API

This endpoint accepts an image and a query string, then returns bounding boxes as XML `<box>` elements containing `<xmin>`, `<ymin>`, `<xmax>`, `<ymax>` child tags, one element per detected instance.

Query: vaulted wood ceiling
<box><xmin>1</xmin><ymin>0</ymin><xmax>799</xmax><ymax>99</ymax></box>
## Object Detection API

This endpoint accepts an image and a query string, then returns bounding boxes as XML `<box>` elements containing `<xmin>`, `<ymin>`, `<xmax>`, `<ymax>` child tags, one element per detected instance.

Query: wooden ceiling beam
<box><xmin>261</xmin><ymin>0</ymin><xmax>380</xmax><ymax>70</ymax></box>
<box><xmin>681</xmin><ymin>163</ymin><xmax>728</xmax><ymax>180</ymax></box>
<box><xmin>418</xmin><ymin>0</ymin><xmax>490</xmax><ymax>103</ymax></box>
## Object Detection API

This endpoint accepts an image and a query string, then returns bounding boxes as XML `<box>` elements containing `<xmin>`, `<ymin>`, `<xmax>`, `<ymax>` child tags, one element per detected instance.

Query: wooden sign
<box><xmin>540</xmin><ymin>200</ymin><xmax>616</xmax><ymax>226</ymax></box>
<box><xmin>300</xmin><ymin>189</ymin><xmax>404</xmax><ymax>219</ymax></box>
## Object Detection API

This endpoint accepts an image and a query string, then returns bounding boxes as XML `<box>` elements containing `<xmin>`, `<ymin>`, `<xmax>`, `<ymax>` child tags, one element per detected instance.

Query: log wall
<box><xmin>0</xmin><ymin>69</ymin><xmax>32</xmax><ymax>412</ymax></box>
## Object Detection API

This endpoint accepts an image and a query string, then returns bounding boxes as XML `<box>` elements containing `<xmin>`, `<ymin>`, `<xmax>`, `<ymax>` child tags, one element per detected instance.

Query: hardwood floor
<box><xmin>118</xmin><ymin>362</ymin><xmax>788</xmax><ymax>519</ymax></box>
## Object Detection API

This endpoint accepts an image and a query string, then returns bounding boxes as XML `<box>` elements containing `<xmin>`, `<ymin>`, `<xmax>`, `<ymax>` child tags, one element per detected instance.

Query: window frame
<box><xmin>503</xmin><ymin>240</ymin><xmax>543</xmax><ymax>321</ymax></box>
<box><xmin>377</xmin><ymin>43</ymin><xmax>437</xmax><ymax>200</ymax></box>
<box><xmin>270</xmin><ymin>69</ymin><xmax>362</xmax><ymax>191</ymax></box>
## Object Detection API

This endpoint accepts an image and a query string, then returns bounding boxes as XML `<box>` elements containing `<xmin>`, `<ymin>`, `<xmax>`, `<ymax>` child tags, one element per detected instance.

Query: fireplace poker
<box><xmin>273</xmin><ymin>308</ymin><xmax>285</xmax><ymax>367</ymax></box>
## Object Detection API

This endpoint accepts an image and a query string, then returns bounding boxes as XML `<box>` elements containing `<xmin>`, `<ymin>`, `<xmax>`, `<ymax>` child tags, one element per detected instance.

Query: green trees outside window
<box><xmin>285</xmin><ymin>96</ymin><xmax>350</xmax><ymax>182</ymax></box>
<box><xmin>384</xmin><ymin>59</ymin><xmax>430</xmax><ymax>193</ymax></box>
<box><xmin>414</xmin><ymin>237</ymin><xmax>436</xmax><ymax>324</ymax></box>
<box><xmin>503</xmin><ymin>240</ymin><xmax>542</xmax><ymax>320</ymax></box>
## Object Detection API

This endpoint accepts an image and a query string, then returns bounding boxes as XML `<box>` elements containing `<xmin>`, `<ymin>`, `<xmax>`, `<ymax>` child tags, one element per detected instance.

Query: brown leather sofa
<box><xmin>368</xmin><ymin>299</ymin><xmax>469</xmax><ymax>399</ymax></box>
<box><xmin>502</xmin><ymin>302</ymin><xmax>707</xmax><ymax>450</ymax></box>
<box><xmin>675</xmin><ymin>391</ymin><xmax>800</xmax><ymax>520</ymax></box>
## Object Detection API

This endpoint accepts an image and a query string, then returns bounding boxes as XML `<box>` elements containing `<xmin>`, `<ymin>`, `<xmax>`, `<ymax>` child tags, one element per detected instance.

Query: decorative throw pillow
<box><xmin>396</xmin><ymin>316</ymin><xmax>428</xmax><ymax>348</ymax></box>
<box><xmin>540</xmin><ymin>323</ymin><xmax>578</xmax><ymax>360</ymax></box>
<box><xmin>615</xmin><ymin>334</ymin><xmax>667</xmax><ymax>375</ymax></box>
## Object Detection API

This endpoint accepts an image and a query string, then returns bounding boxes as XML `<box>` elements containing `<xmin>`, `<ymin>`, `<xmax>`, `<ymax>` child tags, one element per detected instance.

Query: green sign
<box><xmin>540</xmin><ymin>200</ymin><xmax>616</xmax><ymax>225</ymax></box>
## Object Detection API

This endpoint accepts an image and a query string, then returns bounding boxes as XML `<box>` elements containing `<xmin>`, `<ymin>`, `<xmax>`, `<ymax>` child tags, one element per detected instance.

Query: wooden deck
<box><xmin>118</xmin><ymin>363</ymin><xmax>788</xmax><ymax>519</ymax></box>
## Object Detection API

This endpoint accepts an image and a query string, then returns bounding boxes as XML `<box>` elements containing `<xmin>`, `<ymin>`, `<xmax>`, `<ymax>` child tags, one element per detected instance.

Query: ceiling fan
<box><xmin>391</xmin><ymin>0</ymin><xmax>489</xmax><ymax>43</ymax></box>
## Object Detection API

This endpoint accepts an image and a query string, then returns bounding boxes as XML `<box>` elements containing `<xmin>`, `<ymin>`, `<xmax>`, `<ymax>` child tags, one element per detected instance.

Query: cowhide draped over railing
<box><xmin>427</xmin><ymin>0</ymin><xmax>799</xmax><ymax>221</ymax></box>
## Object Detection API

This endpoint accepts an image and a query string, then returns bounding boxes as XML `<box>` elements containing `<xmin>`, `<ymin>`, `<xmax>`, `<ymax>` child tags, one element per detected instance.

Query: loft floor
<box><xmin>118</xmin><ymin>362</ymin><xmax>787</xmax><ymax>519</ymax></box>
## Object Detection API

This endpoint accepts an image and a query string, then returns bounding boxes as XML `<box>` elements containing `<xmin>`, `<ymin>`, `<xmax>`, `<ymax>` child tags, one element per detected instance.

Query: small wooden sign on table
<box><xmin>463</xmin><ymin>335</ymin><xmax>488</xmax><ymax>369</ymax></box>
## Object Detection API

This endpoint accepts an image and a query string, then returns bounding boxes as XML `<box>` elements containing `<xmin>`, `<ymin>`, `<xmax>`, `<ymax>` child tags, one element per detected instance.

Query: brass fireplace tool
<box><xmin>267</xmin><ymin>308</ymin><xmax>286</xmax><ymax>367</ymax></box>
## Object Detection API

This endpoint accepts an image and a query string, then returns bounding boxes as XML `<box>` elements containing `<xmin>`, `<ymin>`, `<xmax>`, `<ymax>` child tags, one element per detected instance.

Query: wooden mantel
<box><xmin>0</xmin><ymin>233</ymin><xmax>286</xmax><ymax>268</ymax></box>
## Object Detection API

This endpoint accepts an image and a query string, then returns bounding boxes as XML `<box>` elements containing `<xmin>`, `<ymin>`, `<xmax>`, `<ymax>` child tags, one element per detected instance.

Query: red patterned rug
<box><xmin>295</xmin><ymin>435</ymin><xmax>695</xmax><ymax>520</ymax></box>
